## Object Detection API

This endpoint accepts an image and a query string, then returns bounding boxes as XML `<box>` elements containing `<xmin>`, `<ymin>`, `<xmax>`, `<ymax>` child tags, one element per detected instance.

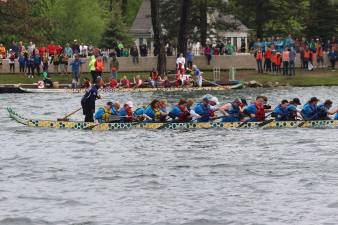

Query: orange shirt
<box><xmin>0</xmin><ymin>46</ymin><xmax>6</xmax><ymax>57</ymax></box>
<box><xmin>316</xmin><ymin>47</ymin><xmax>324</xmax><ymax>57</ymax></box>
<box><xmin>304</xmin><ymin>50</ymin><xmax>310</xmax><ymax>59</ymax></box>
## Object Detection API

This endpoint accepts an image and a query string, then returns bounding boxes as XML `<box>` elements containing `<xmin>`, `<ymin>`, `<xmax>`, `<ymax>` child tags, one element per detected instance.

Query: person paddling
<box><xmin>317</xmin><ymin>100</ymin><xmax>336</xmax><ymax>120</ymax></box>
<box><xmin>301</xmin><ymin>97</ymin><xmax>319</xmax><ymax>120</ymax></box>
<box><xmin>193</xmin><ymin>97</ymin><xmax>215</xmax><ymax>122</ymax></box>
<box><xmin>272</xmin><ymin>100</ymin><xmax>289</xmax><ymax>121</ymax></box>
<box><xmin>95</xmin><ymin>101</ymin><xmax>114</xmax><ymax>123</ymax></box>
<box><xmin>169</xmin><ymin>99</ymin><xmax>191</xmax><ymax>122</ymax></box>
<box><xmin>119</xmin><ymin>101</ymin><xmax>134</xmax><ymax>122</ymax></box>
<box><xmin>219</xmin><ymin>99</ymin><xmax>244</xmax><ymax>122</ymax></box>
<box><xmin>243</xmin><ymin>96</ymin><xmax>266</xmax><ymax>122</ymax></box>
<box><xmin>81</xmin><ymin>77</ymin><xmax>102</xmax><ymax>122</ymax></box>
<box><xmin>287</xmin><ymin>98</ymin><xmax>302</xmax><ymax>120</ymax></box>
<box><xmin>143</xmin><ymin>99</ymin><xmax>167</xmax><ymax>122</ymax></box>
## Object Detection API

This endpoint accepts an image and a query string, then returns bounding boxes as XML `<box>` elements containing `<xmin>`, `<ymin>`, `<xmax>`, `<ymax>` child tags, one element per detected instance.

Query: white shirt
<box><xmin>176</xmin><ymin>56</ymin><xmax>186</xmax><ymax>66</ymax></box>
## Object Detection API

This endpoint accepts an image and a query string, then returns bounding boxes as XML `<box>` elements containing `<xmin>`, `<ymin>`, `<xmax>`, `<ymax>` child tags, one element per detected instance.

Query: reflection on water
<box><xmin>1</xmin><ymin>86</ymin><xmax>338</xmax><ymax>225</ymax></box>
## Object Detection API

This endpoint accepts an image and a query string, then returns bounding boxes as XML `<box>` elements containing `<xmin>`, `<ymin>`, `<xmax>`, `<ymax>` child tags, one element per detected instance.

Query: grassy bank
<box><xmin>0</xmin><ymin>68</ymin><xmax>337</xmax><ymax>86</ymax></box>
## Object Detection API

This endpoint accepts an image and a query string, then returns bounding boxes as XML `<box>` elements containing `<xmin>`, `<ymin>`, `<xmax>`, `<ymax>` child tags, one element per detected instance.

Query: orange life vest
<box><xmin>95</xmin><ymin>59</ymin><xmax>104</xmax><ymax>72</ymax></box>
<box><xmin>304</xmin><ymin>50</ymin><xmax>310</xmax><ymax>59</ymax></box>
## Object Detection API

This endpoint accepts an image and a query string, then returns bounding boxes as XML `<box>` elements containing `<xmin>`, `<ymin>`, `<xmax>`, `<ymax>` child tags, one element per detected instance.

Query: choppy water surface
<box><xmin>1</xmin><ymin>87</ymin><xmax>338</xmax><ymax>225</ymax></box>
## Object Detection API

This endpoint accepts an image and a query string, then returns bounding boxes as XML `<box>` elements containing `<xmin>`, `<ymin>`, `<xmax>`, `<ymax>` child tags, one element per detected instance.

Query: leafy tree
<box><xmin>178</xmin><ymin>0</ymin><xmax>192</xmax><ymax>56</ymax></box>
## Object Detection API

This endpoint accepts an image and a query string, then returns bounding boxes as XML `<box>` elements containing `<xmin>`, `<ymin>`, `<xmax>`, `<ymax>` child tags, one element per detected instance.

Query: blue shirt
<box><xmin>334</xmin><ymin>113</ymin><xmax>338</xmax><ymax>120</ymax></box>
<box><xmin>273</xmin><ymin>104</ymin><xmax>289</xmax><ymax>121</ymax></box>
<box><xmin>187</xmin><ymin>52</ymin><xmax>193</xmax><ymax>62</ymax></box>
<box><xmin>169</xmin><ymin>106</ymin><xmax>182</xmax><ymax>119</ymax></box>
<box><xmin>194</xmin><ymin>68</ymin><xmax>201</xmax><ymax>77</ymax></box>
<box><xmin>18</xmin><ymin>56</ymin><xmax>26</xmax><ymax>65</ymax></box>
<box><xmin>70</xmin><ymin>59</ymin><xmax>83</xmax><ymax>72</ymax></box>
<box><xmin>144</xmin><ymin>106</ymin><xmax>156</xmax><ymax>120</ymax></box>
<box><xmin>194</xmin><ymin>103</ymin><xmax>211</xmax><ymax>122</ymax></box>
<box><xmin>317</xmin><ymin>104</ymin><xmax>330</xmax><ymax>119</ymax></box>
<box><xmin>244</xmin><ymin>104</ymin><xmax>257</xmax><ymax>115</ymax></box>
<box><xmin>301</xmin><ymin>102</ymin><xmax>318</xmax><ymax>120</ymax></box>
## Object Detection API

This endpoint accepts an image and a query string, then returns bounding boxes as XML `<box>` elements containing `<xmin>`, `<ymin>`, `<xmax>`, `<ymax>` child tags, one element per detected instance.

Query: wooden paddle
<box><xmin>298</xmin><ymin>113</ymin><xmax>318</xmax><ymax>127</ymax></box>
<box><xmin>57</xmin><ymin>107</ymin><xmax>82</xmax><ymax>121</ymax></box>
<box><xmin>258</xmin><ymin>119</ymin><xmax>274</xmax><ymax>127</ymax></box>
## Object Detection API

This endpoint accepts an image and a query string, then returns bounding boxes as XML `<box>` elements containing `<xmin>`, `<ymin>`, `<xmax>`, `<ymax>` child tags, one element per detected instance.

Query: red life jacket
<box><xmin>151</xmin><ymin>72</ymin><xmax>158</xmax><ymax>81</ymax></box>
<box><xmin>110</xmin><ymin>79</ymin><xmax>118</xmax><ymax>88</ymax></box>
<box><xmin>178</xmin><ymin>105</ymin><xmax>190</xmax><ymax>122</ymax></box>
<box><xmin>255</xmin><ymin>102</ymin><xmax>265</xmax><ymax>121</ymax></box>
<box><xmin>265</xmin><ymin>50</ymin><xmax>272</xmax><ymax>59</ymax></box>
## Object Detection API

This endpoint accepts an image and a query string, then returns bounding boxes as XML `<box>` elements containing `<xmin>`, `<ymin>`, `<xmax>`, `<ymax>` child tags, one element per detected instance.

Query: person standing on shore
<box><xmin>88</xmin><ymin>54</ymin><xmax>97</xmax><ymax>82</ymax></box>
<box><xmin>289</xmin><ymin>47</ymin><xmax>296</xmax><ymax>76</ymax></box>
<box><xmin>328</xmin><ymin>47</ymin><xmax>337</xmax><ymax>71</ymax></box>
<box><xmin>282</xmin><ymin>47</ymin><xmax>290</xmax><ymax>75</ymax></box>
<box><xmin>109</xmin><ymin>55</ymin><xmax>119</xmax><ymax>80</ymax></box>
<box><xmin>130</xmin><ymin>45</ymin><xmax>139</xmax><ymax>64</ymax></box>
<box><xmin>70</xmin><ymin>54</ymin><xmax>84</xmax><ymax>88</ymax></box>
<box><xmin>255</xmin><ymin>47</ymin><xmax>263</xmax><ymax>74</ymax></box>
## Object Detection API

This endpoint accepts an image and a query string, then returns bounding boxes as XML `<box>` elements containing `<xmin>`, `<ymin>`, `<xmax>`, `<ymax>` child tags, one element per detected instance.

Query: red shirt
<box><xmin>265</xmin><ymin>50</ymin><xmax>272</xmax><ymax>59</ymax></box>
<box><xmin>38</xmin><ymin>47</ymin><xmax>46</xmax><ymax>57</ymax></box>
<box><xmin>47</xmin><ymin>44</ymin><xmax>56</xmax><ymax>55</ymax></box>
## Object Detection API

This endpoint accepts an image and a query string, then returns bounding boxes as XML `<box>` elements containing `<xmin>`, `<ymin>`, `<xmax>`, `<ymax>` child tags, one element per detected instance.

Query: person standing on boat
<box><xmin>301</xmin><ymin>97</ymin><xmax>319</xmax><ymax>120</ymax></box>
<box><xmin>317</xmin><ymin>100</ymin><xmax>336</xmax><ymax>120</ymax></box>
<box><xmin>192</xmin><ymin>65</ymin><xmax>203</xmax><ymax>87</ymax></box>
<box><xmin>272</xmin><ymin>100</ymin><xmax>289</xmax><ymax>121</ymax></box>
<box><xmin>243</xmin><ymin>96</ymin><xmax>266</xmax><ymax>122</ymax></box>
<box><xmin>287</xmin><ymin>98</ymin><xmax>302</xmax><ymax>120</ymax></box>
<box><xmin>81</xmin><ymin>78</ymin><xmax>102</xmax><ymax>122</ymax></box>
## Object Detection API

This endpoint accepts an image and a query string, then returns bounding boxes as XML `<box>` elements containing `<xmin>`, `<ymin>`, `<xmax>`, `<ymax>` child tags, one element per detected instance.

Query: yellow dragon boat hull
<box><xmin>7</xmin><ymin>107</ymin><xmax>338</xmax><ymax>130</ymax></box>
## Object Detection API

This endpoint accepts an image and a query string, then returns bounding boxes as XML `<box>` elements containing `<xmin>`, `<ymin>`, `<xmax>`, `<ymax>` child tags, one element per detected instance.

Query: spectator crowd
<box><xmin>252</xmin><ymin>36</ymin><xmax>338</xmax><ymax>74</ymax></box>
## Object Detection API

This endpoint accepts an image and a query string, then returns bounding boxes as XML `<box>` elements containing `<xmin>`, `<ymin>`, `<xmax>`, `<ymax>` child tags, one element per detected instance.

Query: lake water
<box><xmin>1</xmin><ymin>87</ymin><xmax>338</xmax><ymax>225</ymax></box>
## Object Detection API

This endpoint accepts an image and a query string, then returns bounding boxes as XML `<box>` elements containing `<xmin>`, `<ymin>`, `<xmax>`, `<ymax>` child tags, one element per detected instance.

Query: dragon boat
<box><xmin>7</xmin><ymin>107</ymin><xmax>338</xmax><ymax>131</ymax></box>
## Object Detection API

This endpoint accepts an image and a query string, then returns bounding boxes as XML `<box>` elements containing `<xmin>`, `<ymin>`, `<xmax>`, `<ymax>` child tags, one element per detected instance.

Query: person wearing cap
<box><xmin>193</xmin><ymin>97</ymin><xmax>214</xmax><ymax>122</ymax></box>
<box><xmin>81</xmin><ymin>78</ymin><xmax>102</xmax><ymax>122</ymax></box>
<box><xmin>219</xmin><ymin>99</ymin><xmax>245</xmax><ymax>122</ymax></box>
<box><xmin>301</xmin><ymin>97</ymin><xmax>320</xmax><ymax>120</ymax></box>
<box><xmin>317</xmin><ymin>100</ymin><xmax>336</xmax><ymax>120</ymax></box>
<box><xmin>169</xmin><ymin>99</ymin><xmax>191</xmax><ymax>122</ymax></box>
<box><xmin>287</xmin><ymin>98</ymin><xmax>302</xmax><ymax>120</ymax></box>
<box><xmin>272</xmin><ymin>100</ymin><xmax>289</xmax><ymax>121</ymax></box>
<box><xmin>119</xmin><ymin>101</ymin><xmax>134</xmax><ymax>122</ymax></box>
<box><xmin>95</xmin><ymin>101</ymin><xmax>114</xmax><ymax>123</ymax></box>
<box><xmin>143</xmin><ymin>99</ymin><xmax>167</xmax><ymax>122</ymax></box>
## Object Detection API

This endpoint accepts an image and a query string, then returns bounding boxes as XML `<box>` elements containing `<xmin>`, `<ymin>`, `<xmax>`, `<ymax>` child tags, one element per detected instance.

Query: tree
<box><xmin>150</xmin><ymin>0</ymin><xmax>166</xmax><ymax>75</ymax></box>
<box><xmin>100</xmin><ymin>11</ymin><xmax>132</xmax><ymax>48</ymax></box>
<box><xmin>305</xmin><ymin>0</ymin><xmax>338</xmax><ymax>39</ymax></box>
<box><xmin>177</xmin><ymin>0</ymin><xmax>192</xmax><ymax>56</ymax></box>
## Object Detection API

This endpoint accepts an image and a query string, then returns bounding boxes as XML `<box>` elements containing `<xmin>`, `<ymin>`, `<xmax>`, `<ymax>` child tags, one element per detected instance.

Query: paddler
<box><xmin>287</xmin><ymin>98</ymin><xmax>302</xmax><ymax>120</ymax></box>
<box><xmin>169</xmin><ymin>99</ymin><xmax>191</xmax><ymax>122</ymax></box>
<box><xmin>94</xmin><ymin>101</ymin><xmax>118</xmax><ymax>123</ymax></box>
<box><xmin>81</xmin><ymin>77</ymin><xmax>102</xmax><ymax>122</ymax></box>
<box><xmin>143</xmin><ymin>99</ymin><xmax>168</xmax><ymax>122</ymax></box>
<box><xmin>219</xmin><ymin>99</ymin><xmax>244</xmax><ymax>122</ymax></box>
<box><xmin>301</xmin><ymin>97</ymin><xmax>319</xmax><ymax>120</ymax></box>
<box><xmin>193</xmin><ymin>96</ymin><xmax>216</xmax><ymax>122</ymax></box>
<box><xmin>317</xmin><ymin>100</ymin><xmax>336</xmax><ymax>120</ymax></box>
<box><xmin>119</xmin><ymin>101</ymin><xmax>134</xmax><ymax>122</ymax></box>
<box><xmin>271</xmin><ymin>99</ymin><xmax>289</xmax><ymax>121</ymax></box>
<box><xmin>243</xmin><ymin>96</ymin><xmax>266</xmax><ymax>122</ymax></box>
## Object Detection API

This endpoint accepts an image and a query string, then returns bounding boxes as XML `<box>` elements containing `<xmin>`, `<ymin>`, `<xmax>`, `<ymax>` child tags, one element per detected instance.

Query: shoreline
<box><xmin>0</xmin><ymin>69</ymin><xmax>337</xmax><ymax>93</ymax></box>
